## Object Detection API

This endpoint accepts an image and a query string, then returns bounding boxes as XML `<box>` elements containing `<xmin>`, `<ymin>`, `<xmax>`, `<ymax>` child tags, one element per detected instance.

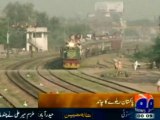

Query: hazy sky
<box><xmin>0</xmin><ymin>0</ymin><xmax>160</xmax><ymax>20</ymax></box>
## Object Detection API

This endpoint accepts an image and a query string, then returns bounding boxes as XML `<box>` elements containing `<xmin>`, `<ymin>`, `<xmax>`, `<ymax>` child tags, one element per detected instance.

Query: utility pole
<box><xmin>6</xmin><ymin>32</ymin><xmax>9</xmax><ymax>58</ymax></box>
<box><xmin>28</xmin><ymin>32</ymin><xmax>34</xmax><ymax>58</ymax></box>
<box><xmin>30</xmin><ymin>45</ymin><xmax>33</xmax><ymax>57</ymax></box>
<box><xmin>6</xmin><ymin>19</ymin><xmax>10</xmax><ymax>58</ymax></box>
<box><xmin>159</xmin><ymin>16</ymin><xmax>160</xmax><ymax>34</ymax></box>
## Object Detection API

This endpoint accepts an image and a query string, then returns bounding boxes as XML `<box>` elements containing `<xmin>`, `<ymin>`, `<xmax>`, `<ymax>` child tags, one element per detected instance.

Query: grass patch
<box><xmin>100</xmin><ymin>69</ymin><xmax>132</xmax><ymax>79</ymax></box>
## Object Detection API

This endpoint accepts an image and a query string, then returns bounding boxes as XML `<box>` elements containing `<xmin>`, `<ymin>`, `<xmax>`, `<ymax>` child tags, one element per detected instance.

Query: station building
<box><xmin>26</xmin><ymin>27</ymin><xmax>48</xmax><ymax>52</ymax></box>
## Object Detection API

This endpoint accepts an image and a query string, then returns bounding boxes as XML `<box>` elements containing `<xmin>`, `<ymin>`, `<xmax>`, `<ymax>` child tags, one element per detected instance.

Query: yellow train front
<box><xmin>63</xmin><ymin>59</ymin><xmax>80</xmax><ymax>69</ymax></box>
<box><xmin>61</xmin><ymin>42</ymin><xmax>81</xmax><ymax>69</ymax></box>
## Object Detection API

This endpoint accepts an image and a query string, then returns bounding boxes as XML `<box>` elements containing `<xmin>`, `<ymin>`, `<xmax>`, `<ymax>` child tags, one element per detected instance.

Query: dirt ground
<box><xmin>80</xmin><ymin>53</ymin><xmax>160</xmax><ymax>93</ymax></box>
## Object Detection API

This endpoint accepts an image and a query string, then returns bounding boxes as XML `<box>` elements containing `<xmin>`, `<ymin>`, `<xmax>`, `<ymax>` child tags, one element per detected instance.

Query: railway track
<box><xmin>2</xmin><ymin>54</ymin><xmax>54</xmax><ymax>107</ymax></box>
<box><xmin>49</xmin><ymin>70</ymin><xmax>129</xmax><ymax>93</ymax></box>
<box><xmin>20</xmin><ymin>56</ymin><xmax>57</xmax><ymax>70</ymax></box>
<box><xmin>0</xmin><ymin>60</ymin><xmax>38</xmax><ymax>107</ymax></box>
<box><xmin>6</xmin><ymin>70</ymin><xmax>46</xmax><ymax>100</ymax></box>
<box><xmin>16</xmin><ymin>54</ymin><xmax>92</xmax><ymax>94</ymax></box>
<box><xmin>68</xmin><ymin>70</ymin><xmax>128</xmax><ymax>93</ymax></box>
<box><xmin>67</xmin><ymin>70</ymin><xmax>146</xmax><ymax>93</ymax></box>
<box><xmin>0</xmin><ymin>93</ymin><xmax>16</xmax><ymax>107</ymax></box>
<box><xmin>77</xmin><ymin>70</ymin><xmax>146</xmax><ymax>93</ymax></box>
<box><xmin>37</xmin><ymin>69</ymin><xmax>95</xmax><ymax>93</ymax></box>
<box><xmin>23</xmin><ymin>57</ymin><xmax>81</xmax><ymax>93</ymax></box>
<box><xmin>5</xmin><ymin>53</ymin><xmax>55</xmax><ymax>70</ymax></box>
<box><xmin>17</xmin><ymin>55</ymin><xmax>87</xmax><ymax>95</ymax></box>
<box><xmin>39</xmin><ymin>54</ymin><xmax>135</xmax><ymax>93</ymax></box>
<box><xmin>34</xmin><ymin>56</ymin><xmax>96</xmax><ymax>93</ymax></box>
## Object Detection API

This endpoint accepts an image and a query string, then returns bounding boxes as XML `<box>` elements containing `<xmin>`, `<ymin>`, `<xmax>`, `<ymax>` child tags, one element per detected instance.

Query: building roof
<box><xmin>27</xmin><ymin>27</ymin><xmax>47</xmax><ymax>32</ymax></box>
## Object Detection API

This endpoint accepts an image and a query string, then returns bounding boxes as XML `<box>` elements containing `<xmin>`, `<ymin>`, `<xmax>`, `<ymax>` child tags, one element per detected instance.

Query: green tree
<box><xmin>48</xmin><ymin>17</ymin><xmax>64</xmax><ymax>48</ymax></box>
<box><xmin>35</xmin><ymin>11</ymin><xmax>49</xmax><ymax>27</ymax></box>
<box><xmin>2</xmin><ymin>2</ymin><xmax>91</xmax><ymax>50</ymax></box>
<box><xmin>133</xmin><ymin>36</ymin><xmax>160</xmax><ymax>67</ymax></box>
<box><xmin>150</xmin><ymin>37</ymin><xmax>160</xmax><ymax>62</ymax></box>
<box><xmin>3</xmin><ymin>2</ymin><xmax>36</xmax><ymax>48</ymax></box>
<box><xmin>0</xmin><ymin>18</ymin><xmax>8</xmax><ymax>44</ymax></box>
<box><xmin>66</xmin><ymin>23</ymin><xmax>90</xmax><ymax>35</ymax></box>
<box><xmin>3</xmin><ymin>2</ymin><xmax>36</xmax><ymax>25</ymax></box>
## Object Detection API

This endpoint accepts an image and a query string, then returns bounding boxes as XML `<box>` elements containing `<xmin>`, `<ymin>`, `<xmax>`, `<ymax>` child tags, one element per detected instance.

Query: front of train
<box><xmin>62</xmin><ymin>40</ymin><xmax>81</xmax><ymax>69</ymax></box>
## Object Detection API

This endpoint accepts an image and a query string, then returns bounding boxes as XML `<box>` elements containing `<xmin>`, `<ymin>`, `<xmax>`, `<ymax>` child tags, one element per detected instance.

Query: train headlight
<box><xmin>68</xmin><ymin>42</ymin><xmax>75</xmax><ymax>47</ymax></box>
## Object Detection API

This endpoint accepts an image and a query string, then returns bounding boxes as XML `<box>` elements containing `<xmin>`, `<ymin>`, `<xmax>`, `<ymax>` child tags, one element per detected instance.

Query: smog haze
<box><xmin>0</xmin><ymin>0</ymin><xmax>160</xmax><ymax>20</ymax></box>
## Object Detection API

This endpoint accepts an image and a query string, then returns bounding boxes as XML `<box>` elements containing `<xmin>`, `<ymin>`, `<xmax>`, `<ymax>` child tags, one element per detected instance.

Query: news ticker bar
<box><xmin>0</xmin><ymin>108</ymin><xmax>160</xmax><ymax>120</ymax></box>
<box><xmin>38</xmin><ymin>93</ymin><xmax>160</xmax><ymax>108</ymax></box>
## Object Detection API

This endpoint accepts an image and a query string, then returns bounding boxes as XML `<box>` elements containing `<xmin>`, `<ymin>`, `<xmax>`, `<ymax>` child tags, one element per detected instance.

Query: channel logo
<box><xmin>135</xmin><ymin>94</ymin><xmax>155</xmax><ymax>119</ymax></box>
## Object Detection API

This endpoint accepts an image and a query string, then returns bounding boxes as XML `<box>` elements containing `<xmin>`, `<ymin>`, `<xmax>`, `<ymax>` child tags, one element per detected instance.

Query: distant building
<box><xmin>88</xmin><ymin>1</ymin><xmax>125</xmax><ymax>35</ymax></box>
<box><xmin>95</xmin><ymin>1</ymin><xmax>124</xmax><ymax>13</ymax></box>
<box><xmin>26</xmin><ymin>27</ymin><xmax>48</xmax><ymax>52</ymax></box>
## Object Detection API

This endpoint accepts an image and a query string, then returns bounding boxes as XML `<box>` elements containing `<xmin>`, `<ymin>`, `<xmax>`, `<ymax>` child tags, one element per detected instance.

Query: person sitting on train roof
<box><xmin>65</xmin><ymin>34</ymin><xmax>75</xmax><ymax>47</ymax></box>
<box><xmin>69</xmin><ymin>34</ymin><xmax>75</xmax><ymax>42</ymax></box>
<box><xmin>75</xmin><ymin>34</ymin><xmax>81</xmax><ymax>44</ymax></box>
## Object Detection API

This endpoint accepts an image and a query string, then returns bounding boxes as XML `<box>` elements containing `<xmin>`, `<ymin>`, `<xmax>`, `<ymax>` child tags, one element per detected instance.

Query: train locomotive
<box><xmin>60</xmin><ymin>33</ymin><xmax>122</xmax><ymax>69</ymax></box>
<box><xmin>60</xmin><ymin>35</ymin><xmax>81</xmax><ymax>69</ymax></box>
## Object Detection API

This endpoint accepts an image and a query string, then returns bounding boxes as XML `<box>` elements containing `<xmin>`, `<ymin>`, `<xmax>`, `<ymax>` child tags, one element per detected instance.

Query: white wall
<box><xmin>26</xmin><ymin>27</ymin><xmax>48</xmax><ymax>51</ymax></box>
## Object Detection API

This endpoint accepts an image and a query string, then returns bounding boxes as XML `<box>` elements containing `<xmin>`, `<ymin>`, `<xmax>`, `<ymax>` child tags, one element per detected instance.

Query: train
<box><xmin>60</xmin><ymin>34</ymin><xmax>122</xmax><ymax>69</ymax></box>
<box><xmin>60</xmin><ymin>41</ymin><xmax>81</xmax><ymax>69</ymax></box>
<box><xmin>81</xmin><ymin>39</ymin><xmax>122</xmax><ymax>57</ymax></box>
